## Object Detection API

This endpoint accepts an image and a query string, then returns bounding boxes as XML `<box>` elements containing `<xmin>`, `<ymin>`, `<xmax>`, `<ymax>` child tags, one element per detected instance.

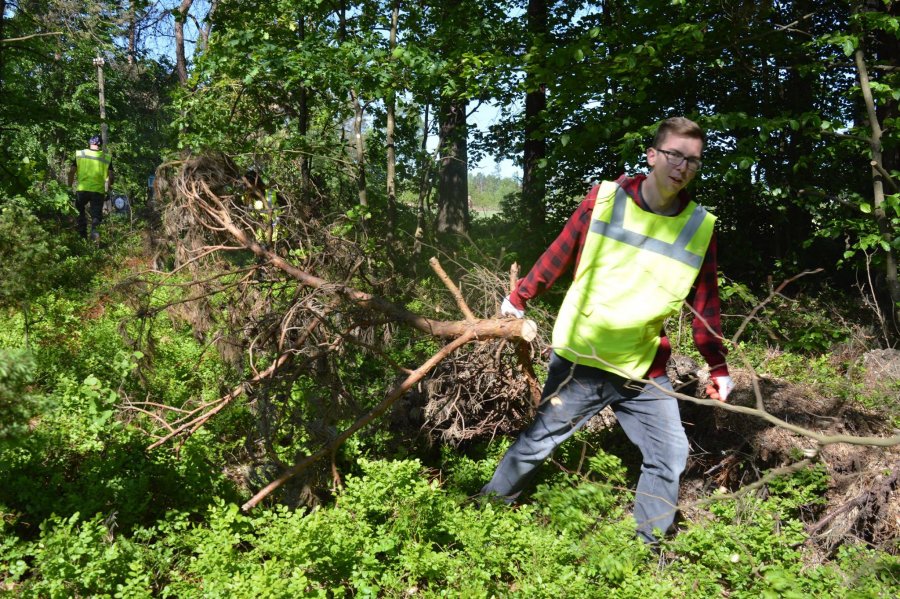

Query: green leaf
<box><xmin>842</xmin><ymin>38</ymin><xmax>856</xmax><ymax>56</ymax></box>
<box><xmin>860</xmin><ymin>202</ymin><xmax>872</xmax><ymax>213</ymax></box>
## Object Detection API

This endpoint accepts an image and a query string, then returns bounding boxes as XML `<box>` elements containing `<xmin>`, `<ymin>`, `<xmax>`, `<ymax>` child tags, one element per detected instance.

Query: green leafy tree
<box><xmin>0</xmin><ymin>204</ymin><xmax>58</xmax><ymax>346</ymax></box>
<box><xmin>0</xmin><ymin>349</ymin><xmax>42</xmax><ymax>443</ymax></box>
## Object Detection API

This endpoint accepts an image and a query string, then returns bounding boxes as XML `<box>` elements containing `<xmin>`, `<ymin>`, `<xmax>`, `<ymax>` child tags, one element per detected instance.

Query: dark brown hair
<box><xmin>652</xmin><ymin>117</ymin><xmax>705</xmax><ymax>148</ymax></box>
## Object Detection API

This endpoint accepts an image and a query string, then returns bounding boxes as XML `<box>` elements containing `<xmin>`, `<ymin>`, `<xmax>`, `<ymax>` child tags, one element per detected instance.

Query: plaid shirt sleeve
<box><xmin>508</xmin><ymin>185</ymin><xmax>599</xmax><ymax>309</ymax></box>
<box><xmin>686</xmin><ymin>232</ymin><xmax>729</xmax><ymax>377</ymax></box>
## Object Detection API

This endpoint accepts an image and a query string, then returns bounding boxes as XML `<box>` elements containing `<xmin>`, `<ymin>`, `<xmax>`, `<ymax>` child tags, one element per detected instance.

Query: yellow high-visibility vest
<box><xmin>253</xmin><ymin>189</ymin><xmax>279</xmax><ymax>242</ymax></box>
<box><xmin>75</xmin><ymin>149</ymin><xmax>112</xmax><ymax>193</ymax></box>
<box><xmin>552</xmin><ymin>181</ymin><xmax>716</xmax><ymax>378</ymax></box>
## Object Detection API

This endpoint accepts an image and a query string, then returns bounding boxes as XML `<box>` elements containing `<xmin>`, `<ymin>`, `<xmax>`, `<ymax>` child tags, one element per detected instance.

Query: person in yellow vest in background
<box><xmin>67</xmin><ymin>134</ymin><xmax>113</xmax><ymax>241</ymax></box>
<box><xmin>483</xmin><ymin>117</ymin><xmax>734</xmax><ymax>546</ymax></box>
<box><xmin>244</xmin><ymin>170</ymin><xmax>280</xmax><ymax>250</ymax></box>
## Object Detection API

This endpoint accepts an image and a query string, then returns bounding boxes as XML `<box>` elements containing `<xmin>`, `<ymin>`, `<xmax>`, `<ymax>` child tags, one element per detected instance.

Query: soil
<box><xmin>677</xmin><ymin>365</ymin><xmax>898</xmax><ymax>558</ymax></box>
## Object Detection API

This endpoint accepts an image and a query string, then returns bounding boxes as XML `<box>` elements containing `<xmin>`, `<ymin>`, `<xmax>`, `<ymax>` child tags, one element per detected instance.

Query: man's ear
<box><xmin>646</xmin><ymin>147</ymin><xmax>657</xmax><ymax>168</ymax></box>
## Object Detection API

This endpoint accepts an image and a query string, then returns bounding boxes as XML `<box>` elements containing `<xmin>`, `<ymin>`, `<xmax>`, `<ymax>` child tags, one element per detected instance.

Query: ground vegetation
<box><xmin>1</xmin><ymin>0</ymin><xmax>899</xmax><ymax>596</ymax></box>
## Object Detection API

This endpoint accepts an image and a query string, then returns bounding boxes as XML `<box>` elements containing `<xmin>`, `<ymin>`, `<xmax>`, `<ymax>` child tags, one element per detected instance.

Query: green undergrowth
<box><xmin>2</xmin><ymin>456</ymin><xmax>897</xmax><ymax>597</ymax></box>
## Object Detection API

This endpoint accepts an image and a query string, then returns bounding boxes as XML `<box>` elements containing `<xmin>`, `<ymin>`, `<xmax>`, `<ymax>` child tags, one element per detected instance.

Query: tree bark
<box><xmin>0</xmin><ymin>0</ymin><xmax>5</xmax><ymax>102</ymax></box>
<box><xmin>198</xmin><ymin>0</ymin><xmax>217</xmax><ymax>53</ymax></box>
<box><xmin>855</xmin><ymin>45</ymin><xmax>900</xmax><ymax>326</ymax></box>
<box><xmin>436</xmin><ymin>96</ymin><xmax>468</xmax><ymax>234</ymax></box>
<box><xmin>413</xmin><ymin>103</ymin><xmax>433</xmax><ymax>254</ymax></box>
<box><xmin>126</xmin><ymin>2</ymin><xmax>136</xmax><ymax>65</ymax></box>
<box><xmin>522</xmin><ymin>0</ymin><xmax>548</xmax><ymax>234</ymax></box>
<box><xmin>435</xmin><ymin>0</ymin><xmax>469</xmax><ymax>235</ymax></box>
<box><xmin>296</xmin><ymin>13</ymin><xmax>311</xmax><ymax>194</ymax></box>
<box><xmin>385</xmin><ymin>0</ymin><xmax>400</xmax><ymax>236</ymax></box>
<box><xmin>174</xmin><ymin>0</ymin><xmax>194</xmax><ymax>85</ymax></box>
<box><xmin>351</xmin><ymin>88</ymin><xmax>368</xmax><ymax>208</ymax></box>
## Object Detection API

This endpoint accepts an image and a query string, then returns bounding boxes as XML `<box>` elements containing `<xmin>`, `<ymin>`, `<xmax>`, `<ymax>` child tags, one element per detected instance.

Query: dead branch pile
<box><xmin>128</xmin><ymin>154</ymin><xmax>538</xmax><ymax>507</ymax></box>
<box><xmin>418</xmin><ymin>340</ymin><xmax>538</xmax><ymax>444</ymax></box>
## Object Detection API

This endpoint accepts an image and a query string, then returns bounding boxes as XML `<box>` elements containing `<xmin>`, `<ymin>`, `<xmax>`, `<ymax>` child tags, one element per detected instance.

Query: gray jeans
<box><xmin>481</xmin><ymin>351</ymin><xmax>689</xmax><ymax>543</ymax></box>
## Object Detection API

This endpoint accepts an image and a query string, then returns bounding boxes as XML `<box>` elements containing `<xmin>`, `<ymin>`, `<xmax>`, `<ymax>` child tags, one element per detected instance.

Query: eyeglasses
<box><xmin>655</xmin><ymin>148</ymin><xmax>702</xmax><ymax>172</ymax></box>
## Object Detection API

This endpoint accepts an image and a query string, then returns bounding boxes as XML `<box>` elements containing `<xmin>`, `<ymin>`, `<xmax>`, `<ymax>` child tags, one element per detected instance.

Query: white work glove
<box><xmin>706</xmin><ymin>375</ymin><xmax>734</xmax><ymax>402</ymax></box>
<box><xmin>500</xmin><ymin>295</ymin><xmax>525</xmax><ymax>319</ymax></box>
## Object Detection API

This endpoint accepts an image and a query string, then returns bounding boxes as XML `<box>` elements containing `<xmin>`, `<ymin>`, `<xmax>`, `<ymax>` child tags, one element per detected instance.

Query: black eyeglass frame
<box><xmin>654</xmin><ymin>147</ymin><xmax>702</xmax><ymax>172</ymax></box>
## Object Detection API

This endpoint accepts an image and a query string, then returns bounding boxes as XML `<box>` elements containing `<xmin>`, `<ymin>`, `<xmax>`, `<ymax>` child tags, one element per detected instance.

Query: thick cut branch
<box><xmin>509</xmin><ymin>262</ymin><xmax>541</xmax><ymax>406</ymax></box>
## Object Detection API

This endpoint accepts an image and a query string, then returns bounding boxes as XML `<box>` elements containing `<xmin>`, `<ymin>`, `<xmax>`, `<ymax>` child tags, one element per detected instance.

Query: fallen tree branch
<box><xmin>138</xmin><ymin>160</ymin><xmax>539</xmax><ymax>450</ymax></box>
<box><xmin>430</xmin><ymin>257</ymin><xmax>477</xmax><ymax>321</ymax></box>
<box><xmin>645</xmin><ymin>377</ymin><xmax>900</xmax><ymax>449</ymax></box>
<box><xmin>805</xmin><ymin>469</ymin><xmax>899</xmax><ymax>537</ymax></box>
<box><xmin>241</xmin><ymin>330</ymin><xmax>477</xmax><ymax>511</ymax></box>
<box><xmin>174</xmin><ymin>161</ymin><xmax>537</xmax><ymax>343</ymax></box>
<box><xmin>146</xmin><ymin>351</ymin><xmax>294</xmax><ymax>450</ymax></box>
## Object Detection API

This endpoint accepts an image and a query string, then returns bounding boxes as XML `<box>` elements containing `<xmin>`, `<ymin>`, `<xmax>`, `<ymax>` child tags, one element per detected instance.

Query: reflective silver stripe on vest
<box><xmin>77</xmin><ymin>150</ymin><xmax>111</xmax><ymax>165</ymax></box>
<box><xmin>589</xmin><ymin>185</ymin><xmax>708</xmax><ymax>269</ymax></box>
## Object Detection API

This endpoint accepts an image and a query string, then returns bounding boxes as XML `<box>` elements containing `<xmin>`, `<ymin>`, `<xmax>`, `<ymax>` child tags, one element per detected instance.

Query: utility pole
<box><xmin>93</xmin><ymin>56</ymin><xmax>108</xmax><ymax>149</ymax></box>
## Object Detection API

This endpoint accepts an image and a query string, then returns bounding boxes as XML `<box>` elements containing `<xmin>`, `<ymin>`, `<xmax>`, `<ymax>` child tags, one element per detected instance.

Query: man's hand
<box><xmin>500</xmin><ymin>295</ymin><xmax>524</xmax><ymax>319</ymax></box>
<box><xmin>706</xmin><ymin>375</ymin><xmax>734</xmax><ymax>402</ymax></box>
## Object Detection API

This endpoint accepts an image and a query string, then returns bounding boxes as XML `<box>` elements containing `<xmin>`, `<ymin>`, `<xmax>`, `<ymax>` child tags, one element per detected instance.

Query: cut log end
<box><xmin>521</xmin><ymin>319</ymin><xmax>538</xmax><ymax>343</ymax></box>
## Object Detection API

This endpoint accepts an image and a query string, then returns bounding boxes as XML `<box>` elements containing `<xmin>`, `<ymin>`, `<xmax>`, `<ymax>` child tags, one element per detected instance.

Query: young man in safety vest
<box><xmin>485</xmin><ymin>117</ymin><xmax>733</xmax><ymax>545</ymax></box>
<box><xmin>68</xmin><ymin>135</ymin><xmax>113</xmax><ymax>241</ymax></box>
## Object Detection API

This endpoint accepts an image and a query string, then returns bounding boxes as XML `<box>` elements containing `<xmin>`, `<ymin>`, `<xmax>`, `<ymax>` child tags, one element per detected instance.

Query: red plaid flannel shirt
<box><xmin>509</xmin><ymin>174</ymin><xmax>729</xmax><ymax>378</ymax></box>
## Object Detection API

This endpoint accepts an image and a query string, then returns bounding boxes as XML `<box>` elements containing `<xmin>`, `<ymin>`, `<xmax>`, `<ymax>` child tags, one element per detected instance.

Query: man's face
<box><xmin>646</xmin><ymin>132</ymin><xmax>703</xmax><ymax>197</ymax></box>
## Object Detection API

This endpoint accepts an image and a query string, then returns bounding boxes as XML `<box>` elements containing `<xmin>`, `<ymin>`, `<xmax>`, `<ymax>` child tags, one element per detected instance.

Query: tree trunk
<box><xmin>436</xmin><ymin>97</ymin><xmax>468</xmax><ymax>234</ymax></box>
<box><xmin>174</xmin><ymin>0</ymin><xmax>194</xmax><ymax>84</ymax></box>
<box><xmin>0</xmin><ymin>0</ymin><xmax>5</xmax><ymax>101</ymax></box>
<box><xmin>351</xmin><ymin>89</ymin><xmax>368</xmax><ymax>208</ymax></box>
<box><xmin>127</xmin><ymin>3</ymin><xmax>136</xmax><ymax>65</ymax></box>
<box><xmin>855</xmin><ymin>45</ymin><xmax>900</xmax><ymax>328</ymax></box>
<box><xmin>175</xmin><ymin>0</ymin><xmax>194</xmax><ymax>85</ymax></box>
<box><xmin>198</xmin><ymin>0</ymin><xmax>217</xmax><ymax>53</ymax></box>
<box><xmin>522</xmin><ymin>0</ymin><xmax>548</xmax><ymax>234</ymax></box>
<box><xmin>385</xmin><ymin>0</ymin><xmax>400</xmax><ymax>236</ymax></box>
<box><xmin>296</xmin><ymin>13</ymin><xmax>311</xmax><ymax>194</ymax></box>
<box><xmin>413</xmin><ymin>103</ymin><xmax>431</xmax><ymax>254</ymax></box>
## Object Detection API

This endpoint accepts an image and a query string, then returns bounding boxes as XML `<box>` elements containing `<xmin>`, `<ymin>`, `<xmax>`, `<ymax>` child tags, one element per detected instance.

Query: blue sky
<box><xmin>469</xmin><ymin>103</ymin><xmax>522</xmax><ymax>180</ymax></box>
